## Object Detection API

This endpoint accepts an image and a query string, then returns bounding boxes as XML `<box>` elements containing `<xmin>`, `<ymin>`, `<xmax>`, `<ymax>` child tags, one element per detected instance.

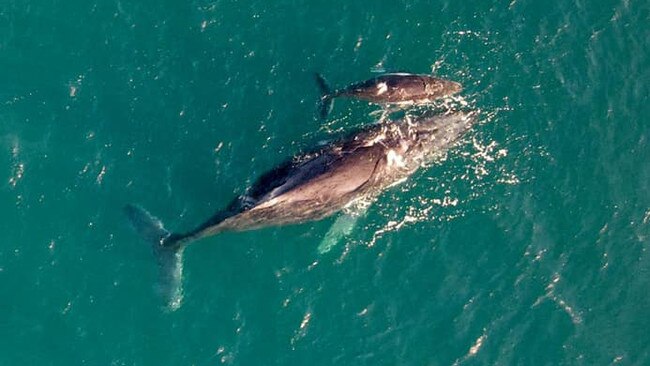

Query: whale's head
<box><xmin>423</xmin><ymin>76</ymin><xmax>463</xmax><ymax>98</ymax></box>
<box><xmin>343</xmin><ymin>111</ymin><xmax>475</xmax><ymax>184</ymax></box>
<box><xmin>393</xmin><ymin>111</ymin><xmax>475</xmax><ymax>170</ymax></box>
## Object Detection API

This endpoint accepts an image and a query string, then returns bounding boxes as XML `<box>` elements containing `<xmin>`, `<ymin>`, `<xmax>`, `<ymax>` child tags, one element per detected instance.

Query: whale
<box><xmin>315</xmin><ymin>73</ymin><xmax>462</xmax><ymax>119</ymax></box>
<box><xmin>125</xmin><ymin>111</ymin><xmax>475</xmax><ymax>310</ymax></box>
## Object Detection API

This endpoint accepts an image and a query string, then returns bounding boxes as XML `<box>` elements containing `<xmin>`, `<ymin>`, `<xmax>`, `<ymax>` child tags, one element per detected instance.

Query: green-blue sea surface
<box><xmin>2</xmin><ymin>0</ymin><xmax>649</xmax><ymax>364</ymax></box>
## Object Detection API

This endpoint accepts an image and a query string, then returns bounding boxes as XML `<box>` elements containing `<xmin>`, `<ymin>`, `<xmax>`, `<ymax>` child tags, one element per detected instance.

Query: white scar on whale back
<box><xmin>376</xmin><ymin>82</ymin><xmax>388</xmax><ymax>95</ymax></box>
<box><xmin>386</xmin><ymin>149</ymin><xmax>406</xmax><ymax>168</ymax></box>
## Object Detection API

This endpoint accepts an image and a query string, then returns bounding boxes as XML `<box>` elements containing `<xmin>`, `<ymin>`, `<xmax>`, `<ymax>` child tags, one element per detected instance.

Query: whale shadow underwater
<box><xmin>126</xmin><ymin>111</ymin><xmax>476</xmax><ymax>310</ymax></box>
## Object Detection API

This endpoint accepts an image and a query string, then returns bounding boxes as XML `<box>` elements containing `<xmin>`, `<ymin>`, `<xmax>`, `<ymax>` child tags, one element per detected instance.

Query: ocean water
<box><xmin>2</xmin><ymin>0</ymin><xmax>649</xmax><ymax>364</ymax></box>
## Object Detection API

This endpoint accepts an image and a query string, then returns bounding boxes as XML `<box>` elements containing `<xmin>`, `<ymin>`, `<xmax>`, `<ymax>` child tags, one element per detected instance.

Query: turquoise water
<box><xmin>2</xmin><ymin>0</ymin><xmax>649</xmax><ymax>364</ymax></box>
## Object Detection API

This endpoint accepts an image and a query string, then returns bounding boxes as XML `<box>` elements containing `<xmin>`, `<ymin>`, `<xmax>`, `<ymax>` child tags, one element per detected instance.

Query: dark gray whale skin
<box><xmin>164</xmin><ymin>111</ymin><xmax>474</xmax><ymax>247</ymax></box>
<box><xmin>124</xmin><ymin>111</ymin><xmax>475</xmax><ymax>309</ymax></box>
<box><xmin>316</xmin><ymin>73</ymin><xmax>462</xmax><ymax>118</ymax></box>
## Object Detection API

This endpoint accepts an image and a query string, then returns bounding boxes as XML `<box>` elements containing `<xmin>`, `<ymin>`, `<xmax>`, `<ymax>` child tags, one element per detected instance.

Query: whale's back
<box><xmin>218</xmin><ymin>144</ymin><xmax>386</xmax><ymax>232</ymax></box>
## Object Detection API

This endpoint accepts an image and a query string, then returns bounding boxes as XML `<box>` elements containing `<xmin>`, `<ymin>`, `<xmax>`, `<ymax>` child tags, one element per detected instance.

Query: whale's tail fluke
<box><xmin>315</xmin><ymin>73</ymin><xmax>335</xmax><ymax>119</ymax></box>
<box><xmin>124</xmin><ymin>204</ymin><xmax>184</xmax><ymax>311</ymax></box>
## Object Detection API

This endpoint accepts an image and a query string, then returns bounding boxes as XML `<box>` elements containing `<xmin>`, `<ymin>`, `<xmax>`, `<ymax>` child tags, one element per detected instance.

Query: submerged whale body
<box><xmin>315</xmin><ymin>73</ymin><xmax>462</xmax><ymax>119</ymax></box>
<box><xmin>126</xmin><ymin>111</ymin><xmax>475</xmax><ymax>309</ymax></box>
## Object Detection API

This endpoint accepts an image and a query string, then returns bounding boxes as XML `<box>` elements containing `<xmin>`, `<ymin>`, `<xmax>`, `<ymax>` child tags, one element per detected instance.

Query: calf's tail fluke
<box><xmin>315</xmin><ymin>73</ymin><xmax>334</xmax><ymax>119</ymax></box>
<box><xmin>124</xmin><ymin>204</ymin><xmax>185</xmax><ymax>311</ymax></box>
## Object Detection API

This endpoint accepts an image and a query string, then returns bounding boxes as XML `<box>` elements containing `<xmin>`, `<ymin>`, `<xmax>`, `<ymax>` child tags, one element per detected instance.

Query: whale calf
<box><xmin>315</xmin><ymin>73</ymin><xmax>462</xmax><ymax>119</ymax></box>
<box><xmin>126</xmin><ymin>111</ymin><xmax>475</xmax><ymax>309</ymax></box>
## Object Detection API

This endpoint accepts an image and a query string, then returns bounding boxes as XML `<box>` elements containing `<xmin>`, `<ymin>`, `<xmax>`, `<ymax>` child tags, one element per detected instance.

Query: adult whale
<box><xmin>125</xmin><ymin>111</ymin><xmax>475</xmax><ymax>310</ymax></box>
<box><xmin>315</xmin><ymin>73</ymin><xmax>462</xmax><ymax>119</ymax></box>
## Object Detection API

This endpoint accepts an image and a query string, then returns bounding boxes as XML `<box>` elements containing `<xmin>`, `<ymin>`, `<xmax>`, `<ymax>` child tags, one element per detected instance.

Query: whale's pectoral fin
<box><xmin>318</xmin><ymin>212</ymin><xmax>364</xmax><ymax>254</ymax></box>
<box><xmin>124</xmin><ymin>204</ymin><xmax>184</xmax><ymax>311</ymax></box>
